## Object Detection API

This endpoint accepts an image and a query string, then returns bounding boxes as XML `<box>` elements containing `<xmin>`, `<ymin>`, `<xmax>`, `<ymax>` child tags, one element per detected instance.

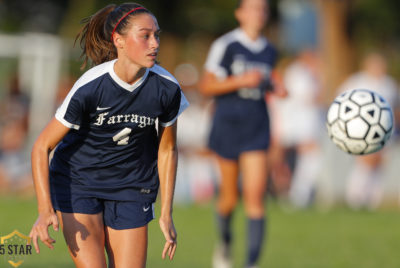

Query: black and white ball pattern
<box><xmin>326</xmin><ymin>89</ymin><xmax>394</xmax><ymax>155</ymax></box>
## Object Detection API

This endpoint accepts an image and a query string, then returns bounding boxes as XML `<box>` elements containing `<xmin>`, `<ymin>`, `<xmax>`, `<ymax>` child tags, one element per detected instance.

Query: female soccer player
<box><xmin>199</xmin><ymin>0</ymin><xmax>285</xmax><ymax>267</ymax></box>
<box><xmin>29</xmin><ymin>3</ymin><xmax>188</xmax><ymax>267</ymax></box>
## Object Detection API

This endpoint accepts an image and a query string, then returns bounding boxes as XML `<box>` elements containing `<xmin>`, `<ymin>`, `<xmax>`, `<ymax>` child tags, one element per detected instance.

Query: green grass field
<box><xmin>1</xmin><ymin>195</ymin><xmax>400</xmax><ymax>268</ymax></box>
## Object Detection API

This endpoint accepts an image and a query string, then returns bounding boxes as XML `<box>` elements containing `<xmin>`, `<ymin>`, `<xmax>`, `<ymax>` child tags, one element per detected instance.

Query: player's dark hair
<box><xmin>75</xmin><ymin>3</ymin><xmax>152</xmax><ymax>69</ymax></box>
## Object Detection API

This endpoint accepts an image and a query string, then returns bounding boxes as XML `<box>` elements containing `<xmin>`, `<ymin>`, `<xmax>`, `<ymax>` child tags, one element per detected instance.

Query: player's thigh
<box><xmin>105</xmin><ymin>225</ymin><xmax>148</xmax><ymax>268</ymax></box>
<box><xmin>215</xmin><ymin>154</ymin><xmax>239</xmax><ymax>193</ymax></box>
<box><xmin>215</xmin><ymin>154</ymin><xmax>240</xmax><ymax>209</ymax></box>
<box><xmin>239</xmin><ymin>150</ymin><xmax>269</xmax><ymax>214</ymax></box>
<box><xmin>57</xmin><ymin>211</ymin><xmax>107</xmax><ymax>268</ymax></box>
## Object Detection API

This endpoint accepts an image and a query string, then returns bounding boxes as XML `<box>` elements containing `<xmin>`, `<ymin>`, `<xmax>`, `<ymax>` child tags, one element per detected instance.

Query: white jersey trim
<box><xmin>150</xmin><ymin>64</ymin><xmax>180</xmax><ymax>86</ymax></box>
<box><xmin>55</xmin><ymin>114</ymin><xmax>80</xmax><ymax>130</ymax></box>
<box><xmin>56</xmin><ymin>61</ymin><xmax>189</xmax><ymax>129</ymax></box>
<box><xmin>159</xmin><ymin>91</ymin><xmax>190</xmax><ymax>127</ymax></box>
<box><xmin>234</xmin><ymin>28</ymin><xmax>268</xmax><ymax>53</ymax></box>
<box><xmin>55</xmin><ymin>60</ymin><xmax>112</xmax><ymax>129</ymax></box>
<box><xmin>108</xmin><ymin>59</ymin><xmax>150</xmax><ymax>92</ymax></box>
<box><xmin>204</xmin><ymin>28</ymin><xmax>268</xmax><ymax>79</ymax></box>
<box><xmin>150</xmin><ymin>65</ymin><xmax>189</xmax><ymax>127</ymax></box>
<box><xmin>204</xmin><ymin>35</ymin><xmax>232</xmax><ymax>79</ymax></box>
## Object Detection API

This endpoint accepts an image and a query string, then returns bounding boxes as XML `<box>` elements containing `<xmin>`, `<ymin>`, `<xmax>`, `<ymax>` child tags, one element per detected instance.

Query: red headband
<box><xmin>111</xmin><ymin>7</ymin><xmax>146</xmax><ymax>42</ymax></box>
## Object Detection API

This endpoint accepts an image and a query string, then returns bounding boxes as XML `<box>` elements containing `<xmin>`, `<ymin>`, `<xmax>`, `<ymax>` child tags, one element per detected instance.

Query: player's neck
<box><xmin>240</xmin><ymin>26</ymin><xmax>262</xmax><ymax>41</ymax></box>
<box><xmin>113</xmin><ymin>59</ymin><xmax>146</xmax><ymax>85</ymax></box>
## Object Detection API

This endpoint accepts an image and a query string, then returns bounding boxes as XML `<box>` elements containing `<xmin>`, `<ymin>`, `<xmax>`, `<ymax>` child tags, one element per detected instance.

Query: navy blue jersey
<box><xmin>204</xmin><ymin>28</ymin><xmax>277</xmax><ymax>159</ymax></box>
<box><xmin>205</xmin><ymin>28</ymin><xmax>277</xmax><ymax>116</ymax></box>
<box><xmin>49</xmin><ymin>59</ymin><xmax>188</xmax><ymax>202</ymax></box>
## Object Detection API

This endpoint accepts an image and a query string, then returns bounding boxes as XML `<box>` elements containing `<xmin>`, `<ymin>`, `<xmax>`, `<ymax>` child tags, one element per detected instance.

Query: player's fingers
<box><xmin>37</xmin><ymin>228</ymin><xmax>56</xmax><ymax>249</ymax></box>
<box><xmin>37</xmin><ymin>228</ymin><xmax>49</xmax><ymax>243</ymax></box>
<box><xmin>162</xmin><ymin>241</ymin><xmax>170</xmax><ymax>259</ymax></box>
<box><xmin>32</xmin><ymin>233</ymin><xmax>40</xmax><ymax>254</ymax></box>
<box><xmin>42</xmin><ymin>238</ymin><xmax>55</xmax><ymax>250</ymax></box>
<box><xmin>169</xmin><ymin>242</ymin><xmax>177</xmax><ymax>260</ymax></box>
<box><xmin>52</xmin><ymin>215</ymin><xmax>59</xmax><ymax>232</ymax></box>
<box><xmin>39</xmin><ymin>234</ymin><xmax>55</xmax><ymax>249</ymax></box>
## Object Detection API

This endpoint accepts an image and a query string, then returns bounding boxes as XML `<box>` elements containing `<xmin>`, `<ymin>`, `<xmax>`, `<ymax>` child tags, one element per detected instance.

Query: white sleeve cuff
<box><xmin>159</xmin><ymin>91</ymin><xmax>189</xmax><ymax>127</ymax></box>
<box><xmin>55</xmin><ymin>113</ymin><xmax>80</xmax><ymax>130</ymax></box>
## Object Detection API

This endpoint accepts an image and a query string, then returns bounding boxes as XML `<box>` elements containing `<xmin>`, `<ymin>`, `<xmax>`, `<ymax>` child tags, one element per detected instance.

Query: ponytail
<box><xmin>75</xmin><ymin>3</ymin><xmax>151</xmax><ymax>70</ymax></box>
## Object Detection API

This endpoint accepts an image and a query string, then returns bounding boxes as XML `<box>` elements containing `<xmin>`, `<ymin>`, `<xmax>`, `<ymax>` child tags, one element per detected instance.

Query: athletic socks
<box><xmin>215</xmin><ymin>213</ymin><xmax>267</xmax><ymax>267</ymax></box>
<box><xmin>246</xmin><ymin>217</ymin><xmax>266</xmax><ymax>267</ymax></box>
<box><xmin>216</xmin><ymin>212</ymin><xmax>233</xmax><ymax>247</ymax></box>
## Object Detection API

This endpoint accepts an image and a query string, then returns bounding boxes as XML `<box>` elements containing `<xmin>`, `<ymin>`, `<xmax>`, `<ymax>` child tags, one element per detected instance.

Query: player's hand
<box><xmin>159</xmin><ymin>215</ymin><xmax>177</xmax><ymax>260</ymax></box>
<box><xmin>270</xmin><ymin>71</ymin><xmax>288</xmax><ymax>98</ymax></box>
<box><xmin>238</xmin><ymin>70</ymin><xmax>264</xmax><ymax>88</ymax></box>
<box><xmin>29</xmin><ymin>211</ymin><xmax>59</xmax><ymax>253</ymax></box>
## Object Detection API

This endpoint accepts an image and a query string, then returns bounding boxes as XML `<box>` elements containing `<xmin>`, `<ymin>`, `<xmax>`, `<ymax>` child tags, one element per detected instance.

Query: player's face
<box><xmin>236</xmin><ymin>0</ymin><xmax>268</xmax><ymax>32</ymax></box>
<box><xmin>120</xmin><ymin>14</ymin><xmax>160</xmax><ymax>68</ymax></box>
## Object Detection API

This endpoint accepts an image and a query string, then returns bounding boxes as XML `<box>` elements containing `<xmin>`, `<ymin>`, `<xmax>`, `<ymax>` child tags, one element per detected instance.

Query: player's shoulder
<box><xmin>215</xmin><ymin>29</ymin><xmax>239</xmax><ymax>44</ymax></box>
<box><xmin>149</xmin><ymin>64</ymin><xmax>180</xmax><ymax>89</ymax></box>
<box><xmin>257</xmin><ymin>34</ymin><xmax>277</xmax><ymax>55</ymax></box>
<box><xmin>72</xmin><ymin>60</ymin><xmax>114</xmax><ymax>93</ymax></box>
<box><xmin>210</xmin><ymin>29</ymin><xmax>241</xmax><ymax>50</ymax></box>
<box><xmin>215</xmin><ymin>28</ymin><xmax>276</xmax><ymax>55</ymax></box>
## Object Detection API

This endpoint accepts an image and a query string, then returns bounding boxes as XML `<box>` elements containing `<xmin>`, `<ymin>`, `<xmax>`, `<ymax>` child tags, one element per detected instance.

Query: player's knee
<box><xmin>218</xmin><ymin>194</ymin><xmax>239</xmax><ymax>213</ymax></box>
<box><xmin>244</xmin><ymin>198</ymin><xmax>265</xmax><ymax>218</ymax></box>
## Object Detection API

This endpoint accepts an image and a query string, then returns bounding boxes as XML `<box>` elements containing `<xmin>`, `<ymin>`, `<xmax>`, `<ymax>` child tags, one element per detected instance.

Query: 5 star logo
<box><xmin>0</xmin><ymin>230</ymin><xmax>32</xmax><ymax>267</ymax></box>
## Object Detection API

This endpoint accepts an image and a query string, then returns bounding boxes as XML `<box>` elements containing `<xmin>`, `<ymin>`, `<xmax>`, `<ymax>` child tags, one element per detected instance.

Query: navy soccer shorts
<box><xmin>52</xmin><ymin>195</ymin><xmax>154</xmax><ymax>230</ymax></box>
<box><xmin>209</xmin><ymin>114</ymin><xmax>270</xmax><ymax>160</ymax></box>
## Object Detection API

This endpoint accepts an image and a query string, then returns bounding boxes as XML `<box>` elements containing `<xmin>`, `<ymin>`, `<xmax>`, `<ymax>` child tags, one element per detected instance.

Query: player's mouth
<box><xmin>147</xmin><ymin>52</ymin><xmax>158</xmax><ymax>60</ymax></box>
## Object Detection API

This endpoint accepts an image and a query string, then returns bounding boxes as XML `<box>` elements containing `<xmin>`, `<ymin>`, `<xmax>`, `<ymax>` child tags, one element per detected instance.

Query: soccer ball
<box><xmin>326</xmin><ymin>89</ymin><xmax>394</xmax><ymax>155</ymax></box>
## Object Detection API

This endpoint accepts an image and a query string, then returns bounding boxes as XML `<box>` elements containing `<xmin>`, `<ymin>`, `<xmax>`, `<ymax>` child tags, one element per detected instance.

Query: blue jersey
<box><xmin>204</xmin><ymin>28</ymin><xmax>277</xmax><ymax>159</ymax></box>
<box><xmin>50</xmin><ymin>59</ymin><xmax>188</xmax><ymax>202</ymax></box>
<box><xmin>205</xmin><ymin>28</ymin><xmax>277</xmax><ymax>116</ymax></box>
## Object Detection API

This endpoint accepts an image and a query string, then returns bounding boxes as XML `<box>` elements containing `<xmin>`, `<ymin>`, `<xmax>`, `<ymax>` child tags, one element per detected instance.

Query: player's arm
<box><xmin>198</xmin><ymin>70</ymin><xmax>264</xmax><ymax>97</ymax></box>
<box><xmin>30</xmin><ymin>118</ymin><xmax>70</xmax><ymax>253</ymax></box>
<box><xmin>157</xmin><ymin>121</ymin><xmax>178</xmax><ymax>260</ymax></box>
<box><xmin>269</xmin><ymin>70</ymin><xmax>288</xmax><ymax>98</ymax></box>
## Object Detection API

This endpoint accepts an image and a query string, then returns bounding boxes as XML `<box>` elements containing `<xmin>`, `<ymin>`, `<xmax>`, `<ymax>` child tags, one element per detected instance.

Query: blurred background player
<box><xmin>269</xmin><ymin>49</ymin><xmax>324</xmax><ymax>208</ymax></box>
<box><xmin>0</xmin><ymin>74</ymin><xmax>32</xmax><ymax>193</ymax></box>
<box><xmin>199</xmin><ymin>0</ymin><xmax>286</xmax><ymax>267</ymax></box>
<box><xmin>175</xmin><ymin>88</ymin><xmax>216</xmax><ymax>204</ymax></box>
<box><xmin>337</xmin><ymin>52</ymin><xmax>400</xmax><ymax>210</ymax></box>
<box><xmin>29</xmin><ymin>3</ymin><xmax>188</xmax><ymax>267</ymax></box>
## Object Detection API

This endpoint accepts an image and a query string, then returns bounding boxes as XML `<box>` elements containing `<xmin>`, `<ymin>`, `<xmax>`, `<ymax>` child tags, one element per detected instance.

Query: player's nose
<box><xmin>150</xmin><ymin>35</ymin><xmax>159</xmax><ymax>49</ymax></box>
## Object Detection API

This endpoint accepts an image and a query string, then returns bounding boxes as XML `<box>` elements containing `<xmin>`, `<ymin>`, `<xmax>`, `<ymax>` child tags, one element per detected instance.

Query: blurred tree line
<box><xmin>317</xmin><ymin>0</ymin><xmax>400</xmax><ymax>97</ymax></box>
<box><xmin>0</xmin><ymin>0</ymin><xmax>281</xmax><ymax>37</ymax></box>
<box><xmin>1</xmin><ymin>0</ymin><xmax>399</xmax><ymax>42</ymax></box>
<box><xmin>1</xmin><ymin>0</ymin><xmax>400</xmax><ymax>94</ymax></box>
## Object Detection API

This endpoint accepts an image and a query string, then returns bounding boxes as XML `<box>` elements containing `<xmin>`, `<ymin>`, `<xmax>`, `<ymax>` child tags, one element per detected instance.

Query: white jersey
<box><xmin>271</xmin><ymin>61</ymin><xmax>323</xmax><ymax>146</ymax></box>
<box><xmin>337</xmin><ymin>71</ymin><xmax>399</xmax><ymax>109</ymax></box>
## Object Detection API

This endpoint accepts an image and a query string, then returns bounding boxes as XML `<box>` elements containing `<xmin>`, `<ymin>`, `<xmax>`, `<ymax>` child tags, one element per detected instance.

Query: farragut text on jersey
<box><xmin>94</xmin><ymin>112</ymin><xmax>155</xmax><ymax>128</ymax></box>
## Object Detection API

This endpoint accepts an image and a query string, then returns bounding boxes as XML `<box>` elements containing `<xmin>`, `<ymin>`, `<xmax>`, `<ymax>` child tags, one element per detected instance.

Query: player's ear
<box><xmin>234</xmin><ymin>9</ymin><xmax>241</xmax><ymax>22</ymax></box>
<box><xmin>113</xmin><ymin>33</ymin><xmax>125</xmax><ymax>49</ymax></box>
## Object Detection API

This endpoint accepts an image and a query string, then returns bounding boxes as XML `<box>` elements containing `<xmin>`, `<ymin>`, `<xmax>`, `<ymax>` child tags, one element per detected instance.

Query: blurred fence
<box><xmin>0</xmin><ymin>33</ymin><xmax>65</xmax><ymax>147</ymax></box>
